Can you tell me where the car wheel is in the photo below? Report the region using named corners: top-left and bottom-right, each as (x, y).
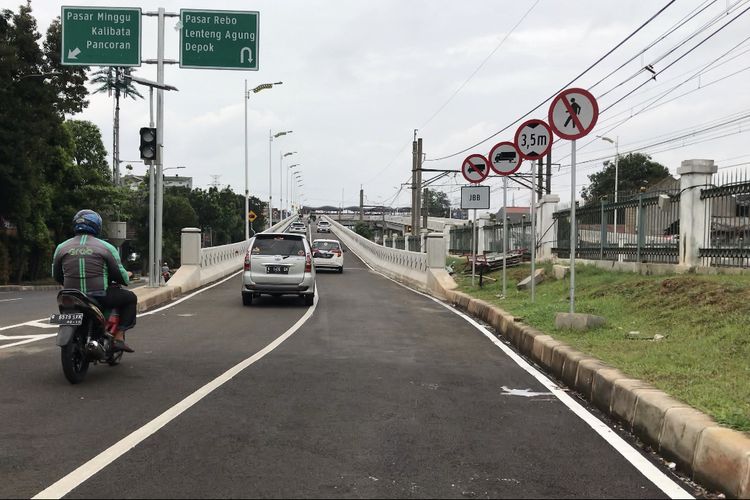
top-left (303, 294), bottom-right (314, 306)
top-left (338, 266), bottom-right (344, 274)
top-left (242, 293), bottom-right (253, 306)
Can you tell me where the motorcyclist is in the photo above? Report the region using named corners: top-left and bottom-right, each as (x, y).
top-left (161, 262), bottom-right (170, 282)
top-left (52, 210), bottom-right (137, 353)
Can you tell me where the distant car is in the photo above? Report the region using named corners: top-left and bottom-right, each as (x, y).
top-left (311, 239), bottom-right (344, 273)
top-left (289, 222), bottom-right (307, 234)
top-left (316, 220), bottom-right (331, 233)
top-left (242, 233), bottom-right (315, 306)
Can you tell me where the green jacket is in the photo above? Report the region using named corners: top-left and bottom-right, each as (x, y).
top-left (52, 234), bottom-right (129, 295)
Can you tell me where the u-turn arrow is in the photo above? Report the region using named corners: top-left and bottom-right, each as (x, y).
top-left (240, 47), bottom-right (253, 64)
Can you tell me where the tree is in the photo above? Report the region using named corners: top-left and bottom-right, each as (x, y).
top-left (580, 152), bottom-right (671, 205)
top-left (425, 189), bottom-right (451, 217)
top-left (354, 222), bottom-right (373, 240)
top-left (90, 66), bottom-right (143, 184)
top-left (42, 17), bottom-right (89, 115)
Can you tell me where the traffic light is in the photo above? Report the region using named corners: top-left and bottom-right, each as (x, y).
top-left (405, 225), bottom-right (412, 233)
top-left (139, 127), bottom-right (157, 162)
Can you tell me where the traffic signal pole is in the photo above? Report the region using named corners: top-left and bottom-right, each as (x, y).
top-left (155, 7), bottom-right (165, 285)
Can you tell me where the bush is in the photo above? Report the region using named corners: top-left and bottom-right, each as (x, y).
top-left (354, 222), bottom-right (373, 240)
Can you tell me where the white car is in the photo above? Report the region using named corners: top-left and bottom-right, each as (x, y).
top-left (316, 220), bottom-right (331, 233)
top-left (311, 239), bottom-right (344, 273)
top-left (288, 222), bottom-right (306, 235)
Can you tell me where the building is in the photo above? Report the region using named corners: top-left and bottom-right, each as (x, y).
top-left (496, 206), bottom-right (530, 224)
top-left (121, 174), bottom-right (193, 191)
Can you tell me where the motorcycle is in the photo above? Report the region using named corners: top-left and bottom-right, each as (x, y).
top-left (50, 288), bottom-right (125, 384)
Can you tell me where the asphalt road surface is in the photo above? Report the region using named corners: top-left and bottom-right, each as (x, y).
top-left (0, 230), bottom-right (692, 499)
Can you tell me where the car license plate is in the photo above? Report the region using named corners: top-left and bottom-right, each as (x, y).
top-left (266, 265), bottom-right (289, 274)
top-left (49, 313), bottom-right (84, 326)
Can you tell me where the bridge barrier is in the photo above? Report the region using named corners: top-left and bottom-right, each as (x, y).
top-left (324, 216), bottom-right (457, 299)
top-left (135, 215), bottom-right (297, 311)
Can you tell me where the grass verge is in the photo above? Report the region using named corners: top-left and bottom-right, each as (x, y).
top-left (453, 260), bottom-right (750, 433)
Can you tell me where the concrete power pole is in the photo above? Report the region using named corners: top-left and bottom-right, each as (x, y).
top-left (359, 186), bottom-right (364, 222)
top-left (411, 135), bottom-right (418, 234)
top-left (414, 137), bottom-right (423, 236)
top-left (422, 187), bottom-right (428, 231)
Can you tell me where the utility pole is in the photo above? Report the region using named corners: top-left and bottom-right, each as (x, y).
top-left (422, 187), bottom-right (428, 230)
top-left (359, 186), bottom-right (364, 222)
top-left (415, 137), bottom-right (423, 236)
top-left (411, 132), bottom-right (418, 235)
top-left (546, 151), bottom-right (552, 194)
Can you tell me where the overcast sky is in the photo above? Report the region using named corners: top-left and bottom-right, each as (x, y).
top-left (15, 0), bottom-right (750, 214)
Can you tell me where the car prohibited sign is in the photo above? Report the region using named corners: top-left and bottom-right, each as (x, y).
top-left (461, 154), bottom-right (490, 184)
top-left (548, 87), bottom-right (599, 140)
top-left (514, 119), bottom-right (553, 161)
top-left (488, 141), bottom-right (522, 176)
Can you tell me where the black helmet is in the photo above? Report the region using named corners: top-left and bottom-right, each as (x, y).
top-left (72, 209), bottom-right (102, 236)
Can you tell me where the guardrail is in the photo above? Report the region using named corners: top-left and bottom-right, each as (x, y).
top-left (323, 215), bottom-right (429, 290)
top-left (198, 215), bottom-right (297, 270)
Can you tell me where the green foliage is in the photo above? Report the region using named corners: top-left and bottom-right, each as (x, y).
top-left (425, 189), bottom-right (451, 217)
top-left (354, 222), bottom-right (373, 239)
top-left (581, 152), bottom-right (671, 205)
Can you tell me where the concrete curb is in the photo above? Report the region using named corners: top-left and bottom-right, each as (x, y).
top-left (0, 285), bottom-right (62, 291)
top-left (443, 289), bottom-right (750, 498)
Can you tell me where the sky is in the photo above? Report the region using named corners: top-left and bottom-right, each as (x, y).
top-left (11, 0), bottom-right (750, 215)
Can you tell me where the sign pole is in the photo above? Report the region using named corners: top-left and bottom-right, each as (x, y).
top-left (155, 7), bottom-right (165, 286)
top-left (147, 86), bottom-right (156, 287)
top-left (502, 176), bottom-right (508, 297)
top-left (472, 208), bottom-right (477, 286)
top-left (530, 162), bottom-right (536, 302)
top-left (570, 139), bottom-right (577, 313)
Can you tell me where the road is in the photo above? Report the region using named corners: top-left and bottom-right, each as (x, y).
top-left (0, 229), bottom-right (692, 498)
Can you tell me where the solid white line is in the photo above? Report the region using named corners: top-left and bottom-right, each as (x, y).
top-left (0, 298), bottom-right (22, 302)
top-left (33, 285), bottom-right (318, 500)
top-left (341, 239), bottom-right (692, 500)
top-left (139, 270), bottom-right (242, 316)
top-left (0, 334), bottom-right (56, 350)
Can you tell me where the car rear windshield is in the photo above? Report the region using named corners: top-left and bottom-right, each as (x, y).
top-left (252, 235), bottom-right (305, 256)
top-left (318, 221), bottom-right (330, 225)
top-left (313, 241), bottom-right (340, 251)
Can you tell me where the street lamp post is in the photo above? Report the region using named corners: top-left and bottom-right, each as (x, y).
top-left (269, 130), bottom-right (293, 228)
top-left (245, 80), bottom-right (282, 240)
top-left (281, 151), bottom-right (297, 219)
top-left (600, 136), bottom-right (619, 244)
top-left (287, 164), bottom-right (300, 215)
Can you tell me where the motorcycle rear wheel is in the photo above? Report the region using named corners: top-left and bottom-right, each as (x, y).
top-left (61, 328), bottom-right (89, 384)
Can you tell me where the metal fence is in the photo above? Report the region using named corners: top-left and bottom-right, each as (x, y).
top-left (449, 221), bottom-right (533, 254)
top-left (699, 170), bottom-right (750, 268)
top-left (553, 189), bottom-right (680, 264)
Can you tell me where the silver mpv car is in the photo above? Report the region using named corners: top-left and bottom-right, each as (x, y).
top-left (242, 233), bottom-right (316, 306)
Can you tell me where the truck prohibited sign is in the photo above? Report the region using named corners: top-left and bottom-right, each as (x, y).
top-left (461, 154), bottom-right (490, 184)
top-left (548, 88), bottom-right (599, 140)
top-left (514, 119), bottom-right (553, 161)
top-left (488, 141), bottom-right (522, 176)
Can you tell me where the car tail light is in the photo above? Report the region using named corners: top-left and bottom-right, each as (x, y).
top-left (305, 253), bottom-right (312, 273)
top-left (244, 252), bottom-right (251, 271)
top-left (332, 249), bottom-right (341, 257)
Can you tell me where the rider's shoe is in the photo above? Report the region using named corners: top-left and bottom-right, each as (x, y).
top-left (113, 340), bottom-right (134, 353)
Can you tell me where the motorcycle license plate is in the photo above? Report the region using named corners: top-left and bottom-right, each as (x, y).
top-left (266, 265), bottom-right (289, 274)
top-left (49, 313), bottom-right (84, 326)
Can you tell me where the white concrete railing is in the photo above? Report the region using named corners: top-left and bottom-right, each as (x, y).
top-left (384, 215), bottom-right (471, 231)
top-left (323, 215), bottom-right (430, 290)
top-left (198, 215), bottom-right (296, 269)
top-left (171, 215), bottom-right (298, 292)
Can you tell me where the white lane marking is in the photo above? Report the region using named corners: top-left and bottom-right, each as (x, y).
top-left (500, 386), bottom-right (552, 397)
top-left (33, 285), bottom-right (318, 500)
top-left (0, 298), bottom-right (22, 303)
top-left (0, 272), bottom-right (244, 347)
top-left (0, 334), bottom-right (56, 350)
top-left (341, 241), bottom-right (692, 500)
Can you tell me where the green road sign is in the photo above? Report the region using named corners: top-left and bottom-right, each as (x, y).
top-left (180, 9), bottom-right (259, 70)
top-left (61, 6), bottom-right (141, 66)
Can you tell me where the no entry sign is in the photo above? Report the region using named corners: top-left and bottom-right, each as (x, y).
top-left (514, 119), bottom-right (552, 161)
top-left (488, 141), bottom-right (521, 176)
top-left (461, 154), bottom-right (490, 184)
top-left (548, 88), bottom-right (599, 140)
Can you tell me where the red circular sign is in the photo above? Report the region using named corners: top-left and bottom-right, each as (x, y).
top-left (514, 119), bottom-right (553, 161)
top-left (488, 141), bottom-right (522, 176)
top-left (461, 154), bottom-right (490, 184)
top-left (548, 88), bottom-right (599, 140)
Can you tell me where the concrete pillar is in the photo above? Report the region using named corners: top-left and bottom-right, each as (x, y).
top-left (420, 229), bottom-right (428, 253)
top-left (538, 194), bottom-right (560, 261)
top-left (477, 218), bottom-right (489, 255)
top-left (443, 224), bottom-right (453, 258)
top-left (181, 227), bottom-right (202, 266)
top-left (678, 159), bottom-right (716, 268)
top-left (391, 234), bottom-right (397, 249)
top-left (426, 233), bottom-right (444, 269)
top-left (404, 234), bottom-right (411, 251)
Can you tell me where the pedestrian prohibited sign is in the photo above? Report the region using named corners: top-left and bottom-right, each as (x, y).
top-left (548, 88), bottom-right (599, 140)
top-left (488, 141), bottom-right (521, 176)
top-left (461, 154), bottom-right (490, 184)
top-left (514, 119), bottom-right (552, 161)
top-left (247, 210), bottom-right (257, 222)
